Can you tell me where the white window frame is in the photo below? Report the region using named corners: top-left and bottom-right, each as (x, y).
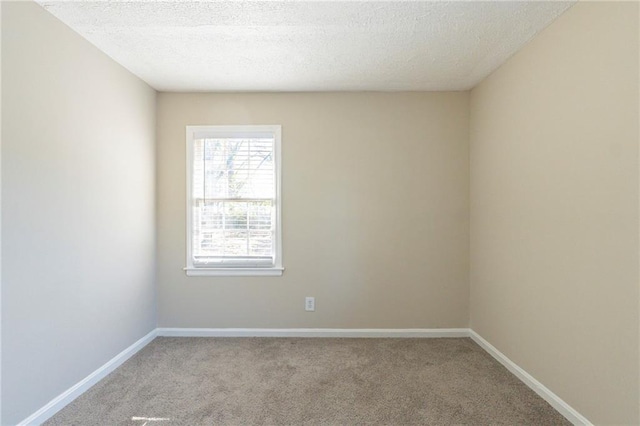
top-left (184, 125), bottom-right (283, 277)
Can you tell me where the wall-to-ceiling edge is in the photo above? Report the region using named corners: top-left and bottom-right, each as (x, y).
top-left (1, 2), bottom-right (157, 424)
top-left (2, 1), bottom-right (639, 425)
top-left (469, 2), bottom-right (639, 424)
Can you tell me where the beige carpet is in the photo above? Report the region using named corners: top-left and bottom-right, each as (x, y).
top-left (46, 337), bottom-right (570, 425)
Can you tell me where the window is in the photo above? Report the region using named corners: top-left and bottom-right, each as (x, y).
top-left (185, 125), bottom-right (283, 276)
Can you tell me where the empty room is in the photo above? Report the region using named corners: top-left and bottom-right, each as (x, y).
top-left (1, 0), bottom-right (639, 425)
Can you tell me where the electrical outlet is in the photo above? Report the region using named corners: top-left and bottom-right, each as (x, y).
top-left (305, 297), bottom-right (315, 312)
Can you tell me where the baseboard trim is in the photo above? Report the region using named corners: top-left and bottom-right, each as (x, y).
top-left (156, 327), bottom-right (470, 338)
top-left (17, 327), bottom-right (591, 426)
top-left (469, 330), bottom-right (592, 426)
top-left (17, 329), bottom-right (158, 426)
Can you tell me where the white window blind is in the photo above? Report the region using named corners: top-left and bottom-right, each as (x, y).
top-left (186, 125), bottom-right (282, 275)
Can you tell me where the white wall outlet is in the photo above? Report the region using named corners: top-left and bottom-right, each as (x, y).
top-left (305, 297), bottom-right (315, 312)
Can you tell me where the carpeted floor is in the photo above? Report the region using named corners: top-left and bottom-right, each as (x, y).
top-left (45, 337), bottom-right (570, 425)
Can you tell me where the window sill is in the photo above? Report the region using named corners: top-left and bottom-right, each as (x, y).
top-left (184, 267), bottom-right (284, 277)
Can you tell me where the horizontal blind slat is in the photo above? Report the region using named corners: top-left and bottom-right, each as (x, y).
top-left (192, 136), bottom-right (276, 262)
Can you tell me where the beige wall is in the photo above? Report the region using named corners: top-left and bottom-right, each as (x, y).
top-left (2, 2), bottom-right (157, 424)
top-left (157, 92), bottom-right (469, 329)
top-left (469, 2), bottom-right (639, 424)
top-left (4, 1), bottom-right (638, 424)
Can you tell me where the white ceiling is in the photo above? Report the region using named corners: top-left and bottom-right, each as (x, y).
top-left (38, 1), bottom-right (574, 92)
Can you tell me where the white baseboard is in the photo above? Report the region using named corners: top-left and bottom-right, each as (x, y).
top-left (17, 329), bottom-right (158, 426)
top-left (156, 327), bottom-right (470, 338)
top-left (17, 327), bottom-right (590, 426)
top-left (469, 330), bottom-right (592, 426)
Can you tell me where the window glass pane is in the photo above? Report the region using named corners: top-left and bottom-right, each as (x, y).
top-left (194, 137), bottom-right (274, 199)
top-left (248, 201), bottom-right (272, 230)
top-left (193, 199), bottom-right (273, 260)
top-left (190, 128), bottom-right (278, 268)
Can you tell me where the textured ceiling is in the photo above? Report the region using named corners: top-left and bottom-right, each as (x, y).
top-left (37, 1), bottom-right (574, 92)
